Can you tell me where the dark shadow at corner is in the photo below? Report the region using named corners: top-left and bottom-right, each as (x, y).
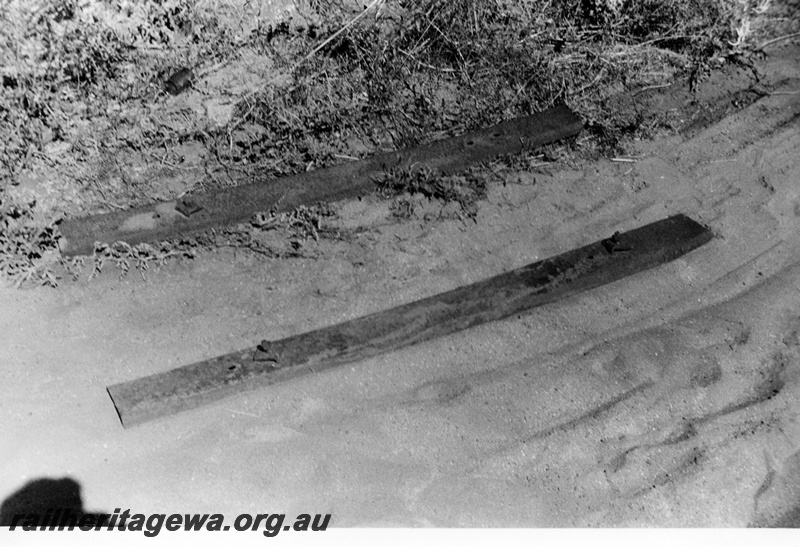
top-left (0, 476), bottom-right (109, 528)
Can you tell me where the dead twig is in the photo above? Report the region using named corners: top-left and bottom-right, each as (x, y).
top-left (229, 0), bottom-right (384, 113)
top-left (758, 31), bottom-right (800, 51)
top-left (292, 0), bottom-right (385, 70)
top-left (575, 67), bottom-right (607, 95)
top-left (634, 82), bottom-right (673, 95)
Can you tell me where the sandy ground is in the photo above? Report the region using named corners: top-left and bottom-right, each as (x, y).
top-left (2, 39), bottom-right (800, 529)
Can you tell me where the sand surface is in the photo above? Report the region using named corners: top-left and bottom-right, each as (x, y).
top-left (2, 44), bottom-right (800, 529)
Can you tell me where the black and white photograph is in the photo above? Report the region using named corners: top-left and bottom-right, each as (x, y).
top-left (1, 0), bottom-right (799, 542)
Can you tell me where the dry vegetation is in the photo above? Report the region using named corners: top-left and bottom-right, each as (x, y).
top-left (0, 0), bottom-right (792, 287)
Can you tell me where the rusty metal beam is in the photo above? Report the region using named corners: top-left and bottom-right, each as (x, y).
top-left (107, 214), bottom-right (713, 427)
top-left (59, 104), bottom-right (583, 257)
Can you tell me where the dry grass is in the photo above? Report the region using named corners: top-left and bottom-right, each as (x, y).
top-left (0, 0), bottom-right (778, 287)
